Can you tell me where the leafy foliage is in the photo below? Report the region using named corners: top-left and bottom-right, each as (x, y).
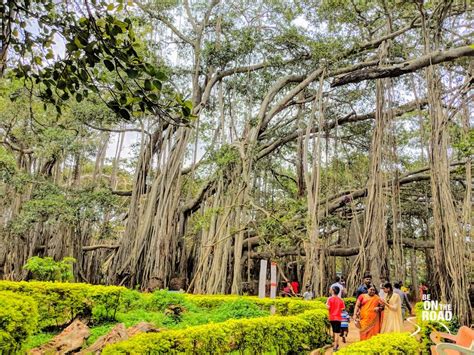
top-left (23, 256), bottom-right (76, 282)
top-left (0, 281), bottom-right (129, 329)
top-left (0, 291), bottom-right (38, 353)
top-left (146, 289), bottom-right (195, 312)
top-left (6, 1), bottom-right (192, 123)
top-left (10, 184), bottom-right (121, 236)
top-left (0, 281), bottom-right (332, 353)
top-left (0, 146), bottom-right (17, 182)
top-left (210, 298), bottom-right (267, 322)
top-left (103, 309), bottom-right (330, 354)
top-left (337, 332), bottom-right (421, 354)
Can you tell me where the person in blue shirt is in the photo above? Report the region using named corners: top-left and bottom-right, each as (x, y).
top-left (340, 309), bottom-right (350, 342)
top-left (355, 275), bottom-right (372, 298)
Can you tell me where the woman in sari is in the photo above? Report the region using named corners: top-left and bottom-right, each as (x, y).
top-left (353, 285), bottom-right (383, 340)
top-left (380, 282), bottom-right (403, 333)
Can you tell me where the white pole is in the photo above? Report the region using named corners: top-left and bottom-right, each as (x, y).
top-left (270, 261), bottom-right (277, 299)
top-left (270, 261), bottom-right (277, 314)
top-left (258, 259), bottom-right (268, 298)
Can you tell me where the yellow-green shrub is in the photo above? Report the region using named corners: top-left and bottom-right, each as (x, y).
top-left (0, 291), bottom-right (38, 353)
top-left (103, 309), bottom-right (331, 354)
top-left (0, 281), bottom-right (130, 329)
top-left (184, 294), bottom-right (327, 315)
top-left (337, 333), bottom-right (421, 354)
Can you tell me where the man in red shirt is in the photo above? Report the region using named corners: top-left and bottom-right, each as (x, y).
top-left (291, 280), bottom-right (299, 295)
top-left (326, 285), bottom-right (345, 352)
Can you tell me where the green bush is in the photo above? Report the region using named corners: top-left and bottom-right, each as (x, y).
top-left (211, 298), bottom-right (267, 322)
top-left (0, 281), bottom-right (129, 329)
top-left (0, 280), bottom-right (332, 352)
top-left (23, 256), bottom-right (75, 282)
top-left (337, 333), bottom-right (421, 354)
top-left (0, 291), bottom-right (38, 353)
top-left (146, 290), bottom-right (194, 312)
top-left (102, 309), bottom-right (331, 354)
top-left (184, 294), bottom-right (327, 315)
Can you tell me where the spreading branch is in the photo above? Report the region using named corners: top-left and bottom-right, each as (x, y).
top-left (257, 99), bottom-right (427, 159)
top-left (248, 237), bottom-right (435, 259)
top-left (82, 245), bottom-right (119, 252)
top-left (331, 45), bottom-right (474, 87)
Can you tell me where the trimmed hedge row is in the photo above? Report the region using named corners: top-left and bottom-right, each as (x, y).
top-left (0, 291), bottom-right (38, 353)
top-left (103, 309), bottom-right (331, 354)
top-left (0, 281), bottom-right (332, 330)
top-left (0, 281), bottom-right (334, 353)
top-left (337, 333), bottom-right (421, 354)
top-left (0, 281), bottom-right (134, 329)
top-left (184, 294), bottom-right (328, 314)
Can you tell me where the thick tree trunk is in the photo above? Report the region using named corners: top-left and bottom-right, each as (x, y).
top-left (423, 17), bottom-right (472, 323)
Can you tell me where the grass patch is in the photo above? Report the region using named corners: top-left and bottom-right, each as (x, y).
top-left (115, 309), bottom-right (167, 328)
top-left (24, 331), bottom-right (57, 350)
top-left (85, 322), bottom-right (116, 346)
top-left (24, 292), bottom-right (273, 349)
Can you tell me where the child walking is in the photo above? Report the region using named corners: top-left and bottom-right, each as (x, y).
top-left (326, 285), bottom-right (345, 352)
top-left (341, 309), bottom-right (350, 343)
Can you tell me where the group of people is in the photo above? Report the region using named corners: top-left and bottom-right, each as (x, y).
top-left (326, 274), bottom-right (413, 352)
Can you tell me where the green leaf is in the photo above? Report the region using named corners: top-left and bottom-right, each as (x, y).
top-left (148, 93), bottom-right (159, 101)
top-left (65, 42), bottom-right (78, 52)
top-left (126, 69), bottom-right (138, 79)
top-left (154, 71), bottom-right (167, 81)
top-left (96, 18), bottom-right (106, 28)
top-left (103, 59), bottom-right (115, 71)
top-left (181, 106), bottom-right (191, 116)
top-left (144, 79), bottom-right (153, 91)
top-left (184, 100), bottom-right (193, 110)
top-left (119, 94), bottom-right (127, 105)
top-left (79, 69), bottom-right (88, 81)
top-left (57, 80), bottom-right (67, 90)
top-left (152, 80), bottom-right (162, 90)
top-left (74, 36), bottom-right (85, 49)
top-left (79, 17), bottom-right (89, 26)
top-left (119, 108), bottom-right (131, 120)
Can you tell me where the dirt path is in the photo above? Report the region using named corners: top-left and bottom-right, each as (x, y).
top-left (311, 317), bottom-right (417, 354)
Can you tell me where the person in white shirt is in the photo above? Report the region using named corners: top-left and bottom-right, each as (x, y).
top-left (303, 284), bottom-right (314, 300)
top-left (330, 276), bottom-right (345, 297)
top-left (379, 276), bottom-right (387, 299)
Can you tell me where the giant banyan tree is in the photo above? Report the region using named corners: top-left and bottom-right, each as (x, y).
top-left (0, 1), bottom-right (472, 324)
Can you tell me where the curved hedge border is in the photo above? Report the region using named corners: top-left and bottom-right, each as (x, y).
top-left (184, 294), bottom-right (328, 315)
top-left (0, 281), bottom-right (335, 353)
top-left (0, 281), bottom-right (132, 329)
top-left (337, 333), bottom-right (421, 354)
top-left (0, 291), bottom-right (38, 353)
top-left (103, 309), bottom-right (330, 354)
